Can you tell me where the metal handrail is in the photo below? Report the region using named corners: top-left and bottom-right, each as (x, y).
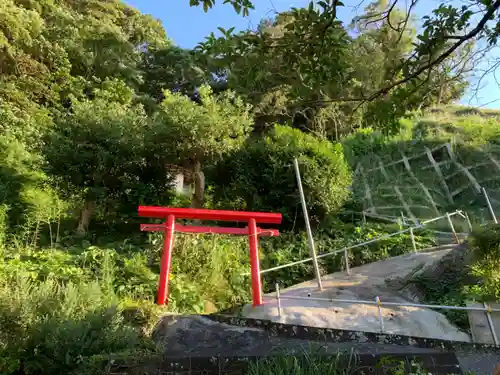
top-left (243, 210), bottom-right (464, 276)
top-left (265, 288), bottom-right (500, 346)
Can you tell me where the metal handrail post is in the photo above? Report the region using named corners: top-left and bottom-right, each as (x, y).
top-left (293, 158), bottom-right (323, 291)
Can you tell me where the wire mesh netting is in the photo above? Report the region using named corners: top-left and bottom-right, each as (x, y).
top-left (353, 141), bottom-right (500, 224)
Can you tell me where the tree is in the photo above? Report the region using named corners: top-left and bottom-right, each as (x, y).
top-left (0, 0), bottom-right (168, 115)
top-left (210, 125), bottom-right (352, 227)
top-left (192, 0), bottom-right (500, 112)
top-left (42, 82), bottom-right (150, 234)
top-left (139, 46), bottom-right (211, 103)
top-left (189, 0), bottom-right (254, 15)
top-left (149, 85), bottom-right (253, 208)
top-left (197, 8), bottom-right (354, 136)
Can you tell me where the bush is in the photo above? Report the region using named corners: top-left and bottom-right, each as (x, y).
top-left (0, 274), bottom-right (156, 375)
top-left (210, 125), bottom-right (352, 228)
top-left (259, 224), bottom-right (436, 291)
top-left (468, 224), bottom-right (500, 301)
top-left (470, 223), bottom-right (500, 259)
top-left (342, 127), bottom-right (388, 165)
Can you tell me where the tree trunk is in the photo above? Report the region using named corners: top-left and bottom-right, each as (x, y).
top-left (437, 84), bottom-right (443, 106)
top-left (191, 161), bottom-right (205, 209)
top-left (437, 77), bottom-right (445, 106)
top-left (76, 199), bottom-right (95, 235)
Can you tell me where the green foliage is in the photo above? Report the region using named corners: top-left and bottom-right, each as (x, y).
top-left (248, 350), bottom-right (439, 375)
top-left (189, 0), bottom-right (254, 15)
top-left (211, 125), bottom-right (352, 227)
top-left (195, 0), bottom-right (475, 136)
top-left (409, 223), bottom-right (500, 329)
top-left (0, 135), bottom-right (44, 205)
top-left (342, 128), bottom-right (388, 165)
top-left (0, 205), bottom-right (7, 248)
top-left (248, 350), bottom-right (354, 375)
top-left (469, 224), bottom-right (500, 300)
top-left (151, 85), bottom-right (253, 166)
top-left (0, 233), bottom-right (251, 373)
top-left (412, 267), bottom-right (470, 330)
top-left (341, 111), bottom-right (500, 223)
top-left (260, 223), bottom-right (436, 290)
top-left (140, 46), bottom-right (212, 102)
top-left (0, 272), bottom-right (157, 375)
top-left (159, 233), bottom-right (251, 311)
top-left (44, 95), bottom-right (149, 202)
top-left (471, 223), bottom-right (500, 259)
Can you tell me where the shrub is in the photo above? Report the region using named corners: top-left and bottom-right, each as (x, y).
top-left (342, 127), bottom-right (388, 165)
top-left (470, 223), bottom-right (500, 259)
top-left (166, 234), bottom-right (251, 311)
top-left (259, 224), bottom-right (436, 291)
top-left (467, 224), bottom-right (500, 301)
top-left (0, 274), bottom-right (156, 375)
top-left (210, 125), bottom-right (352, 228)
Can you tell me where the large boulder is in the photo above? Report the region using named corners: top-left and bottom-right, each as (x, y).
top-left (152, 315), bottom-right (273, 357)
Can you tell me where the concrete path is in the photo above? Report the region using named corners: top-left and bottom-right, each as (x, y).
top-left (242, 250), bottom-right (472, 342)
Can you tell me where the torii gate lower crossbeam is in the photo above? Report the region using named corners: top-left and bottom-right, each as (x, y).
top-left (138, 206), bottom-right (282, 307)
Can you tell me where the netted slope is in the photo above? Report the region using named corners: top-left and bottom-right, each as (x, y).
top-left (352, 139), bottom-right (500, 224)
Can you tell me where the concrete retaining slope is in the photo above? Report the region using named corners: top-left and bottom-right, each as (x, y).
top-left (139, 315), bottom-right (499, 375)
top-left (242, 250), bottom-right (471, 342)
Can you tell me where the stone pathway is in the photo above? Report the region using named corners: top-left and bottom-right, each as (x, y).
top-left (242, 250), bottom-right (471, 341)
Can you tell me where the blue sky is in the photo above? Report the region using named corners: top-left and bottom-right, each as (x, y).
top-left (126, 0), bottom-right (500, 108)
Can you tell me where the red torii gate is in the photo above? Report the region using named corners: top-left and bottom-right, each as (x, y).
top-left (138, 206), bottom-right (282, 307)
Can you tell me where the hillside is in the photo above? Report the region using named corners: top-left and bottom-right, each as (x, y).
top-left (345, 106), bottom-right (500, 224)
top-left (3, 0), bottom-right (500, 373)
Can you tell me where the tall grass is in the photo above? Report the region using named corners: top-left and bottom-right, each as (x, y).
top-left (248, 349), bottom-right (359, 375)
top-left (0, 272), bottom-right (158, 374)
top-left (0, 230), bottom-right (254, 374)
top-left (247, 349), bottom-right (440, 375)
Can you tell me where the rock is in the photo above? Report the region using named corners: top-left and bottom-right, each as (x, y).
top-left (203, 300), bottom-right (218, 314)
top-left (152, 315), bottom-right (273, 357)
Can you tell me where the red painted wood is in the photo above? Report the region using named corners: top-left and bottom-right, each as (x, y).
top-left (138, 206), bottom-right (282, 224)
top-left (248, 218), bottom-right (263, 306)
top-left (140, 223), bottom-right (279, 237)
top-left (157, 215), bottom-right (175, 306)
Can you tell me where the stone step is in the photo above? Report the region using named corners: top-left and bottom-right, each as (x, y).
top-left (467, 302), bottom-right (500, 345)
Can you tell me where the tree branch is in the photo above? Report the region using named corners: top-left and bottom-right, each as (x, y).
top-left (361, 0), bottom-right (500, 103)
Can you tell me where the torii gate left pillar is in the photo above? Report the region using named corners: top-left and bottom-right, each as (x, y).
top-left (138, 206), bottom-right (282, 307)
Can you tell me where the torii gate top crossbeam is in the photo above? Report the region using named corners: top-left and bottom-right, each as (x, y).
top-left (138, 206), bottom-right (282, 224)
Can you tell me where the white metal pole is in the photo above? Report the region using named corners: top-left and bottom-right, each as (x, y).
top-left (376, 296), bottom-right (384, 332)
top-left (344, 248), bottom-right (351, 275)
top-left (244, 211), bottom-right (462, 276)
top-left (482, 186), bottom-right (498, 224)
top-left (446, 212), bottom-right (459, 243)
top-left (272, 294), bottom-right (500, 312)
top-left (275, 283), bottom-right (282, 319)
top-left (484, 302), bottom-right (499, 346)
top-left (409, 227), bottom-right (417, 252)
top-left (293, 158), bottom-right (323, 291)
